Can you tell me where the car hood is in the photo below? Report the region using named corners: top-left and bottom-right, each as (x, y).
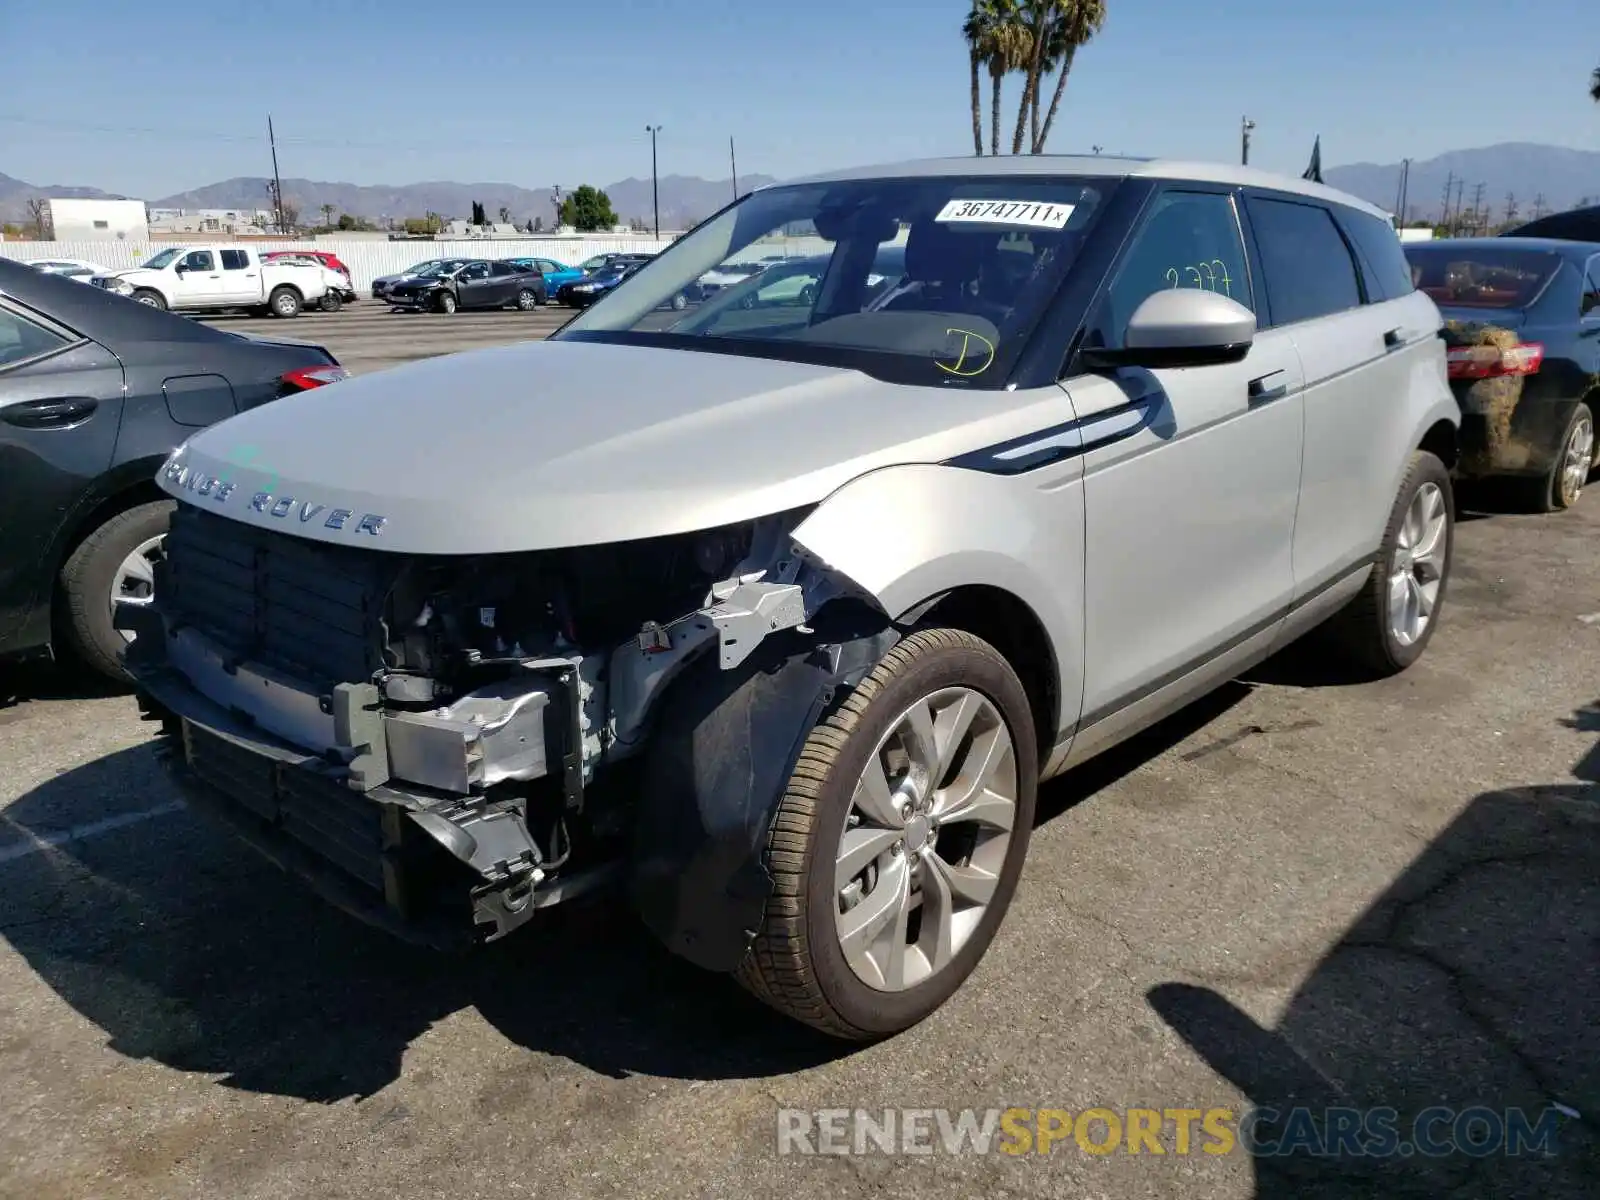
top-left (158, 338), bottom-right (1032, 555)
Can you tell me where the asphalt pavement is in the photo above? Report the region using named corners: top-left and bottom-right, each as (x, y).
top-left (0, 308), bottom-right (1596, 1198)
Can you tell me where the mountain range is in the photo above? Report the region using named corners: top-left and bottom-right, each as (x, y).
top-left (4, 142), bottom-right (1598, 228)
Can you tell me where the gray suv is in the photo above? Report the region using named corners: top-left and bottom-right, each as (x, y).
top-left (124, 156), bottom-right (1460, 1040)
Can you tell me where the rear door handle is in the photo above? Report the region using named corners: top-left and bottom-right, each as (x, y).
top-left (1, 396), bottom-right (99, 429)
top-left (1248, 370), bottom-right (1288, 405)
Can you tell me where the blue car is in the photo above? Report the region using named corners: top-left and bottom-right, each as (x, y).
top-left (555, 262), bottom-right (642, 308)
top-left (504, 257), bottom-right (586, 296)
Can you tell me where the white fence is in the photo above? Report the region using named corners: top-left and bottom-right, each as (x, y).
top-left (2, 237), bottom-right (679, 294)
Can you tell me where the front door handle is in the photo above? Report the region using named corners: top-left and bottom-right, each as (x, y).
top-left (1384, 327), bottom-right (1410, 352)
top-left (1, 396), bottom-right (100, 429)
top-left (1248, 370), bottom-right (1288, 406)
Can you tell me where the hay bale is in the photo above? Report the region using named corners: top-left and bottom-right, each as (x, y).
top-left (1445, 321), bottom-right (1528, 473)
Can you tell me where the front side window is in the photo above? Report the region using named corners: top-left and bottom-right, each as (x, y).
top-left (1247, 197), bottom-right (1362, 324)
top-left (556, 175), bottom-right (1113, 388)
top-left (182, 251), bottom-right (215, 271)
top-left (1087, 190), bottom-right (1252, 352)
top-left (460, 262), bottom-right (490, 280)
top-left (0, 306), bottom-right (71, 369)
top-left (1583, 260), bottom-right (1600, 316)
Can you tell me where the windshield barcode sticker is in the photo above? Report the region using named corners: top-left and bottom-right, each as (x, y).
top-left (934, 199), bottom-right (1075, 229)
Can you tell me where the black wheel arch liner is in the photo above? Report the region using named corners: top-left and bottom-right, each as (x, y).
top-left (628, 601), bottom-right (907, 973)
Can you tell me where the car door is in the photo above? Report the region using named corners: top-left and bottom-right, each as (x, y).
top-left (0, 300), bottom-right (126, 645)
top-left (1584, 257), bottom-right (1600, 371)
top-left (455, 261), bottom-right (494, 308)
top-left (172, 249), bottom-right (223, 305)
top-left (488, 260), bottom-right (522, 303)
top-left (1069, 186), bottom-right (1306, 733)
top-left (1245, 193), bottom-right (1416, 594)
top-left (216, 248), bottom-right (263, 304)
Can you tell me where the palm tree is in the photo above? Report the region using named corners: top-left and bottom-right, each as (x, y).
top-left (1010, 2), bottom-right (1053, 155)
top-left (962, 3), bottom-right (991, 155)
top-left (1033, 0), bottom-right (1107, 153)
top-left (984, 2), bottom-right (1032, 154)
top-left (319, 202), bottom-right (336, 227)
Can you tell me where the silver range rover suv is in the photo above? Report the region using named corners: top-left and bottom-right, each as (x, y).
top-left (124, 156), bottom-right (1460, 1040)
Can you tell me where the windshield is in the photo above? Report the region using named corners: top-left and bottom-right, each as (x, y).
top-left (406, 260), bottom-right (442, 275)
top-left (1404, 246), bottom-right (1561, 310)
top-left (417, 260), bottom-right (467, 277)
top-left (554, 175), bottom-right (1111, 387)
top-left (141, 248), bottom-right (181, 269)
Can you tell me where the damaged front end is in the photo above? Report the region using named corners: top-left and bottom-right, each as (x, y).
top-left (122, 501), bottom-right (888, 957)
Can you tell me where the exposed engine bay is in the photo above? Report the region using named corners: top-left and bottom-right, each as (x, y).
top-left (123, 501), bottom-right (874, 949)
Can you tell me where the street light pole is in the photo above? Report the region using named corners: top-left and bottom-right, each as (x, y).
top-left (1241, 117), bottom-right (1255, 167)
top-left (645, 124), bottom-right (662, 237)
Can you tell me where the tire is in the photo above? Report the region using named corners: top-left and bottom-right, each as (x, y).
top-left (736, 628), bottom-right (1038, 1040)
top-left (437, 291), bottom-right (458, 314)
top-left (515, 288), bottom-right (539, 311)
top-left (317, 291), bottom-right (342, 313)
top-left (671, 292), bottom-right (687, 311)
top-left (268, 286), bottom-right (302, 318)
top-left (1321, 450), bottom-right (1454, 677)
top-left (132, 289), bottom-right (167, 310)
top-left (57, 500), bottom-right (176, 684)
top-left (1533, 401), bottom-right (1593, 513)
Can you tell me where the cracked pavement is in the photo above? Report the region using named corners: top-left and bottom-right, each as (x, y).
top-left (0, 313), bottom-right (1595, 1197)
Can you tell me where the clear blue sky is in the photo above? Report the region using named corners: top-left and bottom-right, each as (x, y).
top-left (4, 0), bottom-right (1596, 198)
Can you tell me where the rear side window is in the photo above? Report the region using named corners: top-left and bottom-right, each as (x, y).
top-left (1584, 260), bottom-right (1600, 316)
top-left (0, 306), bottom-right (71, 369)
top-left (220, 250), bottom-right (249, 270)
top-left (1247, 197), bottom-right (1362, 324)
top-left (1403, 247), bottom-right (1561, 310)
top-left (1339, 209), bottom-right (1415, 302)
top-left (489, 261), bottom-right (517, 277)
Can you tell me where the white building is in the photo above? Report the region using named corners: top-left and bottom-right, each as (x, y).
top-left (44, 198), bottom-right (149, 241)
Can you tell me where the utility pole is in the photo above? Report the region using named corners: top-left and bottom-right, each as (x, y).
top-left (1441, 171), bottom-right (1456, 226)
top-left (1532, 192), bottom-right (1548, 220)
top-left (1470, 182), bottom-right (1486, 234)
top-left (644, 124), bottom-right (662, 238)
top-left (552, 184), bottom-right (562, 227)
top-left (267, 114), bottom-right (285, 234)
top-left (1453, 179), bottom-right (1465, 229)
top-left (729, 136), bottom-right (738, 202)
top-left (1395, 158), bottom-right (1411, 228)
top-left (1240, 117), bottom-right (1255, 166)
top-left (1504, 192), bottom-right (1519, 227)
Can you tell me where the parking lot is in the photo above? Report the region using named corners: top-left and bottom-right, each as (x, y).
top-left (1, 309), bottom-right (1597, 1200)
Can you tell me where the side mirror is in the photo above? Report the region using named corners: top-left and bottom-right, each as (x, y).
top-left (174, 263), bottom-right (188, 274)
top-left (1082, 289), bottom-right (1256, 370)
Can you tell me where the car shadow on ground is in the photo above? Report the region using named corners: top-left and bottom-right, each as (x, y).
top-left (0, 661), bottom-right (131, 710)
top-left (1147, 699), bottom-right (1600, 1198)
top-left (0, 670), bottom-right (1260, 1104)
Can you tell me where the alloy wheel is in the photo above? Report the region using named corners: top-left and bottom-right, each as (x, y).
top-left (1387, 481), bottom-right (1448, 647)
top-left (112, 535), bottom-right (165, 643)
top-left (834, 686), bottom-right (1017, 992)
top-left (1559, 412), bottom-right (1594, 508)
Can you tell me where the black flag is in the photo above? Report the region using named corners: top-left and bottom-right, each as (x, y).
top-left (1302, 136), bottom-right (1323, 184)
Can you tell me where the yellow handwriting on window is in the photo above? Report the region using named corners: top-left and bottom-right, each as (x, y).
top-left (1163, 260), bottom-right (1234, 298)
top-left (937, 327), bottom-right (997, 377)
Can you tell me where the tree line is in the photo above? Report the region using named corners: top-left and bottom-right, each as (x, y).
top-left (964, 1), bottom-right (1107, 156)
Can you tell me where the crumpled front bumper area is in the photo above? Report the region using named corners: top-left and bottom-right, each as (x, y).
top-left (122, 604), bottom-right (610, 951)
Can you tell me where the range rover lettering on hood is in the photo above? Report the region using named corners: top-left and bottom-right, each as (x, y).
top-left (162, 459), bottom-right (388, 536)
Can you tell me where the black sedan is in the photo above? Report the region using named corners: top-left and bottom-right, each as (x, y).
top-left (1405, 237), bottom-right (1600, 510)
top-left (385, 259), bottom-right (547, 313)
top-left (0, 257), bottom-right (349, 682)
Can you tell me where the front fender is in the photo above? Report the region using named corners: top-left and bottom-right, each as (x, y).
top-left (791, 462), bottom-right (1085, 732)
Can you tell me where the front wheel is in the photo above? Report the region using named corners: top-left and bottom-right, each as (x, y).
top-left (57, 500), bottom-right (176, 684)
top-left (268, 286), bottom-right (302, 318)
top-left (436, 291), bottom-right (458, 314)
top-left (736, 628), bottom-right (1038, 1041)
top-left (132, 289), bottom-right (167, 310)
top-left (1321, 450), bottom-right (1454, 677)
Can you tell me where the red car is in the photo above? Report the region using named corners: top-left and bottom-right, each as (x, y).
top-left (261, 250), bottom-right (358, 304)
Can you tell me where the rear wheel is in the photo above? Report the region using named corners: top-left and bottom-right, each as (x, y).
top-left (317, 290), bottom-right (342, 313)
top-left (268, 286), bottom-right (302, 318)
top-left (1535, 402), bottom-right (1594, 512)
top-left (515, 288), bottom-right (539, 311)
top-left (58, 500), bottom-right (176, 684)
top-left (132, 289), bottom-right (166, 310)
top-left (1321, 450), bottom-right (1454, 677)
top-left (736, 628), bottom-right (1038, 1040)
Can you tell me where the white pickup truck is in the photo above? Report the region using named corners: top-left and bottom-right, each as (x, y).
top-left (97, 245), bottom-right (330, 318)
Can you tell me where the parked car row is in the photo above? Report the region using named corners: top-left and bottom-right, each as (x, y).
top-left (5, 155), bottom-right (1596, 1052)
